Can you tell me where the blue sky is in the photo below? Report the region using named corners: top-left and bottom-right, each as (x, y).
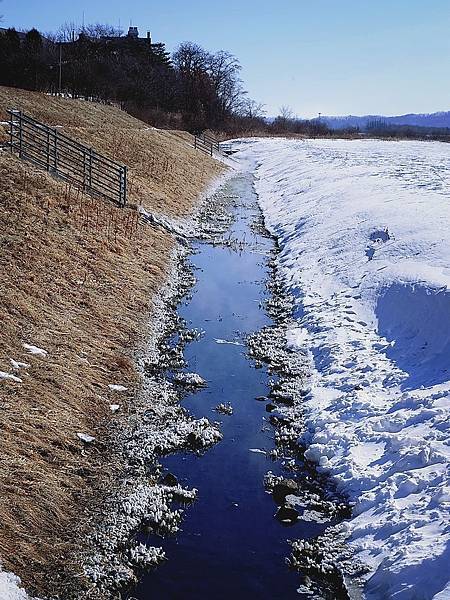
top-left (2, 0), bottom-right (449, 117)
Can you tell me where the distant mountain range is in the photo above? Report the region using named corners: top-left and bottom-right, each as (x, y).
top-left (320, 111), bottom-right (450, 130)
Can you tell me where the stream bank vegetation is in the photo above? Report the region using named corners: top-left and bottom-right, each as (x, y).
top-left (0, 85), bottom-right (226, 598)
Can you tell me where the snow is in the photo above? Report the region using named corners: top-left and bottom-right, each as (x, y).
top-left (10, 359), bottom-right (30, 370)
top-left (235, 137), bottom-right (450, 598)
top-left (77, 433), bottom-right (96, 443)
top-left (108, 384), bottom-right (128, 392)
top-left (215, 402), bottom-right (234, 415)
top-left (0, 371), bottom-right (22, 383)
top-left (173, 372), bottom-right (207, 387)
top-left (22, 343), bottom-right (47, 356)
top-left (0, 567), bottom-right (32, 599)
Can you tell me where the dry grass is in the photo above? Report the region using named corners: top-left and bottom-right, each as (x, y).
top-left (0, 86), bottom-right (225, 218)
top-left (0, 87), bottom-right (226, 597)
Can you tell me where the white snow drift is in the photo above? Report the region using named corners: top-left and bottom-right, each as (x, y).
top-left (235, 137), bottom-right (450, 599)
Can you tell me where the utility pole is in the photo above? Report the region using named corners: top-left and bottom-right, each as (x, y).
top-left (58, 43), bottom-right (62, 95)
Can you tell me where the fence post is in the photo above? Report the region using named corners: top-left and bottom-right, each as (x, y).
top-left (88, 148), bottom-right (93, 189)
top-left (121, 166), bottom-right (127, 207)
top-left (8, 111), bottom-right (13, 154)
top-left (18, 111), bottom-right (23, 158)
top-left (46, 129), bottom-right (50, 171)
top-left (53, 129), bottom-right (58, 171)
top-left (82, 149), bottom-right (85, 189)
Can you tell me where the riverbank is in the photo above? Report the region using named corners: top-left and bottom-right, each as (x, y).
top-left (0, 87), bottom-right (226, 598)
top-left (232, 137), bottom-right (450, 599)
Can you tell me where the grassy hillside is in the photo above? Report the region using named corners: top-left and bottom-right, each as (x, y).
top-left (0, 87), bottom-right (223, 217)
top-left (0, 86), bottom-right (225, 597)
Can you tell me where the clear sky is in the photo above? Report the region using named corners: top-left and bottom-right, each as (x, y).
top-left (2, 0), bottom-right (449, 118)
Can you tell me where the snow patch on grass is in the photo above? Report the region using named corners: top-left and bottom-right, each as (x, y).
top-left (77, 433), bottom-right (96, 443)
top-left (22, 343), bottom-right (47, 356)
top-left (0, 371), bottom-right (22, 383)
top-left (108, 384), bottom-right (128, 392)
top-left (9, 359), bottom-right (30, 370)
top-left (0, 567), bottom-right (34, 599)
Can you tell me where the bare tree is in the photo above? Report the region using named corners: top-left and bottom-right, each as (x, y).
top-left (240, 98), bottom-right (266, 119)
top-left (54, 21), bottom-right (122, 42)
top-left (172, 42), bottom-right (212, 127)
top-left (279, 105), bottom-right (295, 120)
top-left (173, 42), bottom-right (209, 77)
top-left (208, 50), bottom-right (244, 116)
top-left (81, 23), bottom-right (123, 38)
top-left (172, 42), bottom-right (247, 128)
top-left (54, 21), bottom-right (78, 42)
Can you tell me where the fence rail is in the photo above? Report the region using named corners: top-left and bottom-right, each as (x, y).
top-left (7, 109), bottom-right (127, 207)
top-left (193, 132), bottom-right (222, 157)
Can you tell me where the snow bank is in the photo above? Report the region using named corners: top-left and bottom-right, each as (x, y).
top-left (236, 138), bottom-right (450, 598)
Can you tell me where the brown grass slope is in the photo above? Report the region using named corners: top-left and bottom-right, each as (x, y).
top-left (0, 86), bottom-right (225, 597)
top-left (0, 86), bottom-right (224, 217)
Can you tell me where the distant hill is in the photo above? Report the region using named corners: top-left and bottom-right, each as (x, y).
top-left (321, 111), bottom-right (450, 130)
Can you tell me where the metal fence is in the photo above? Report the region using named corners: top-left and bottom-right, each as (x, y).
top-left (193, 132), bottom-right (221, 157)
top-left (8, 109), bottom-right (127, 207)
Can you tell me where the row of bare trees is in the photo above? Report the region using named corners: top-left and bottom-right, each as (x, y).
top-left (0, 23), bottom-right (265, 132)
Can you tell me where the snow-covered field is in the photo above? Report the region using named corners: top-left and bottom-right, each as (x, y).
top-left (235, 138), bottom-right (450, 599)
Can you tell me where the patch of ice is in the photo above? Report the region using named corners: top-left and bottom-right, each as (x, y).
top-left (174, 372), bottom-right (206, 387)
top-left (128, 543), bottom-right (165, 568)
top-left (215, 402), bottom-right (233, 415)
top-left (214, 338), bottom-right (244, 346)
top-left (110, 404), bottom-right (120, 413)
top-left (249, 448), bottom-right (266, 454)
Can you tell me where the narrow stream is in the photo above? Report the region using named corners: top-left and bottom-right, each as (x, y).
top-left (129, 175), bottom-right (334, 599)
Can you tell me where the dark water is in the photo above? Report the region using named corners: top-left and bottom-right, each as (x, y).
top-left (129, 175), bottom-right (331, 599)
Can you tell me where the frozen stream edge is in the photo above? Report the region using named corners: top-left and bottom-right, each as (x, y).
top-left (247, 243), bottom-right (366, 598)
top-left (76, 173), bottom-right (238, 599)
top-left (79, 168), bottom-right (365, 599)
